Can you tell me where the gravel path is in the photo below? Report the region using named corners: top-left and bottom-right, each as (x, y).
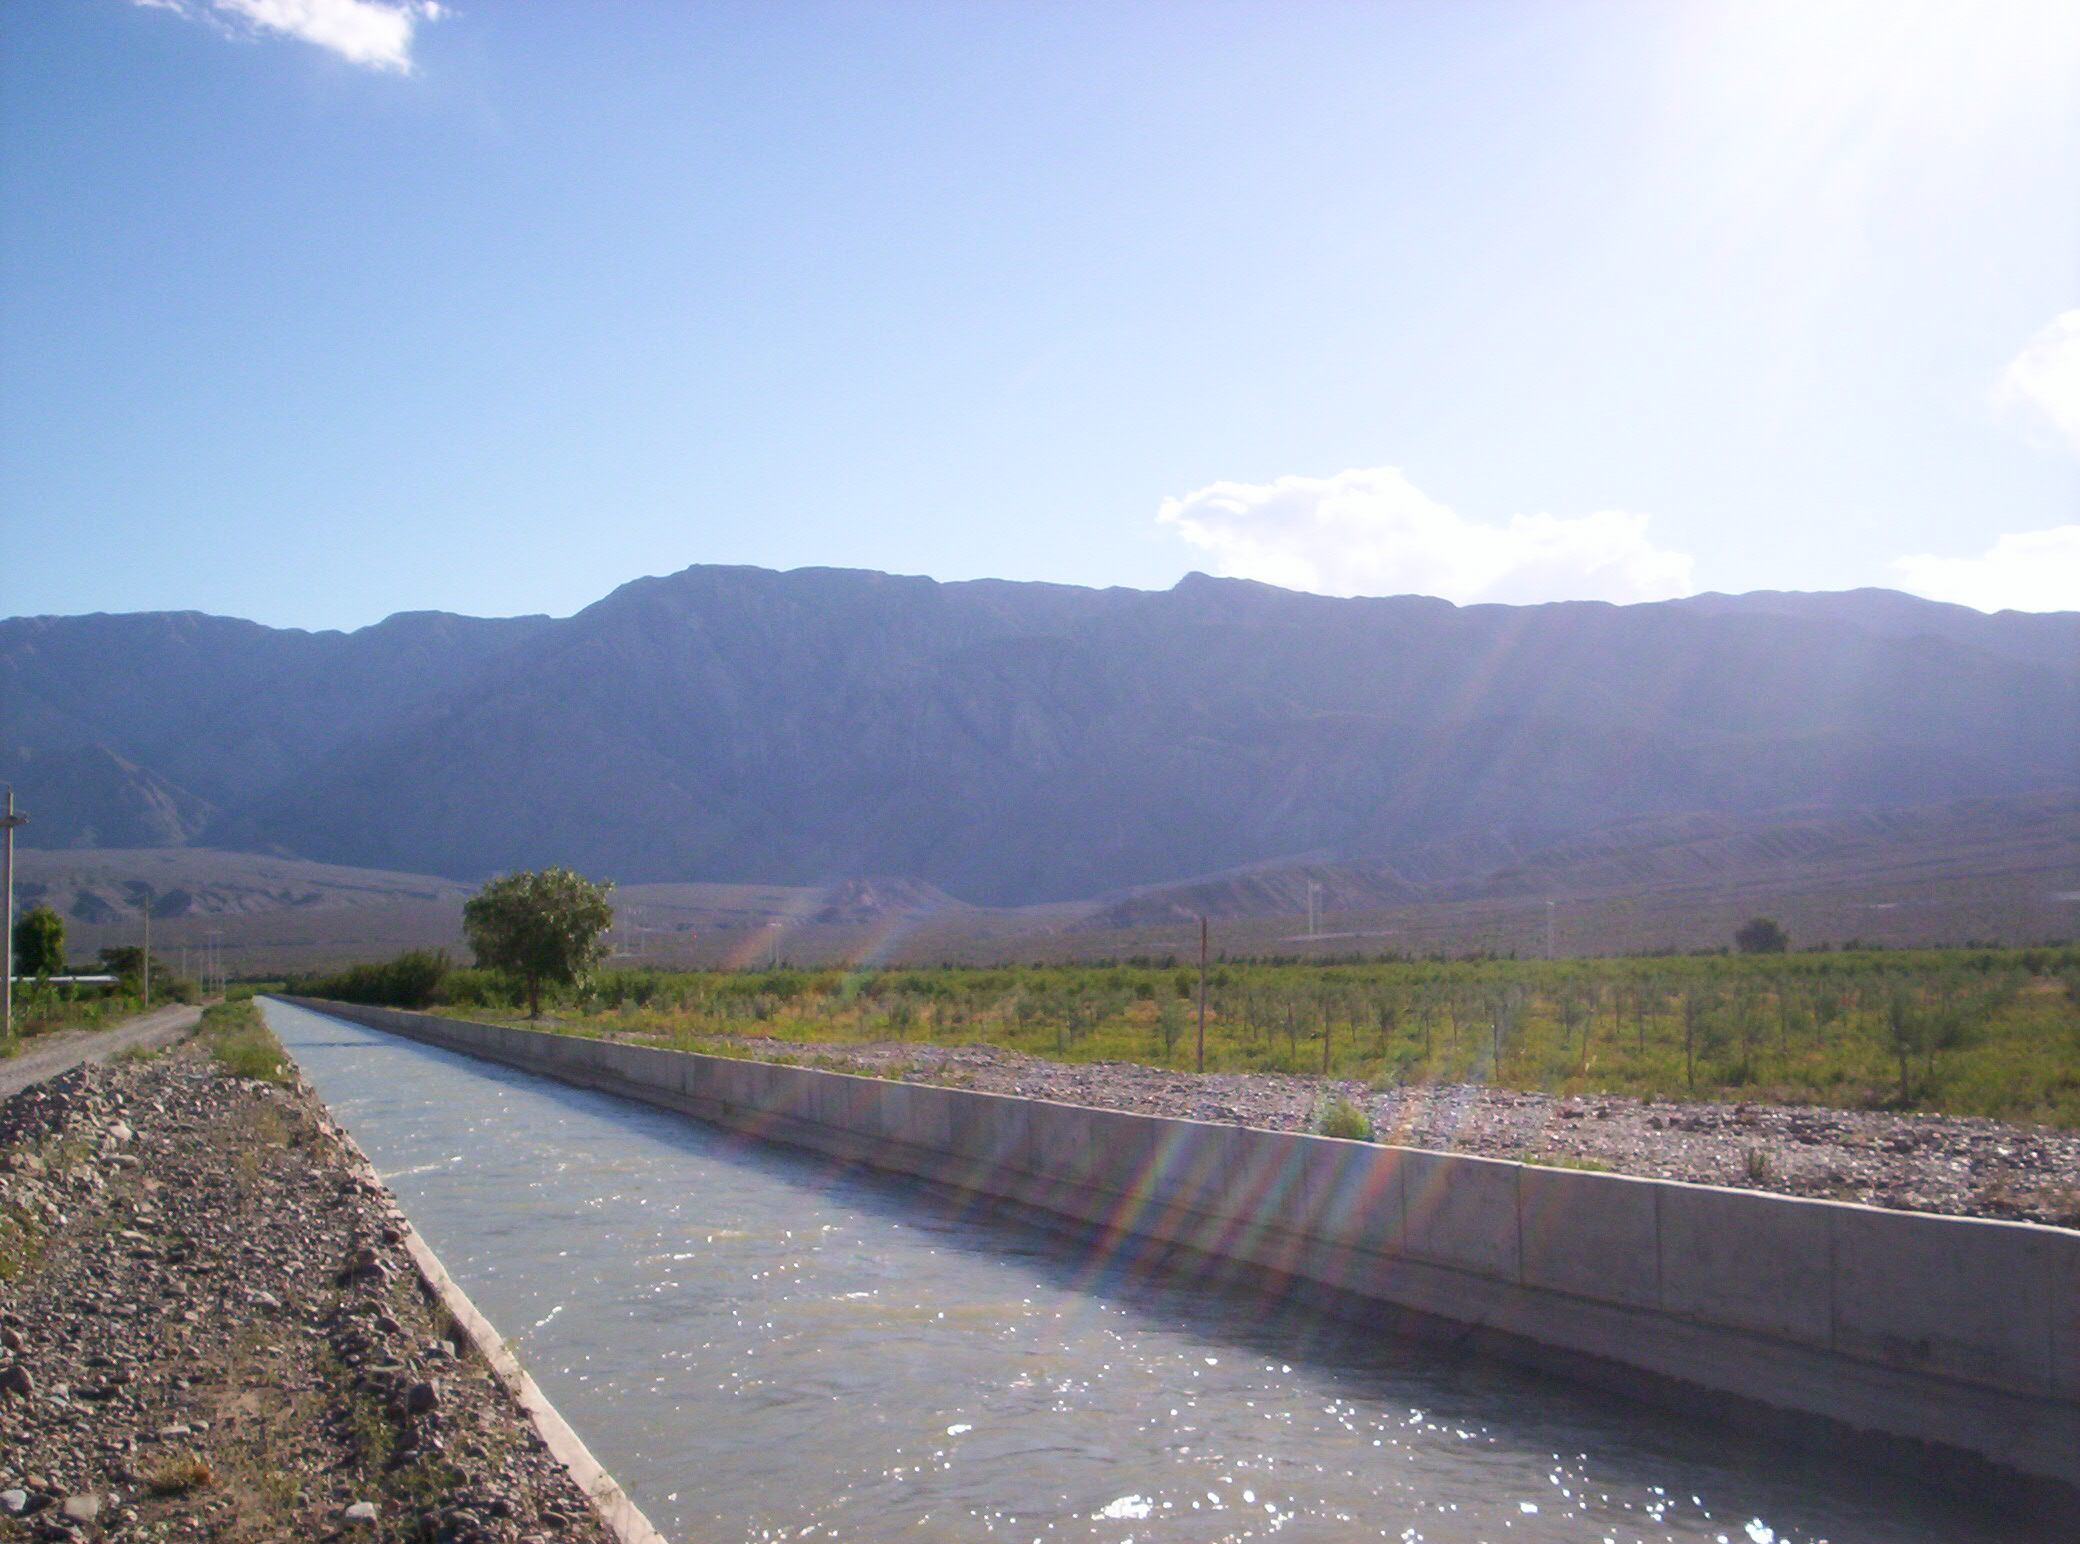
top-left (0, 1008), bottom-right (204, 1102)
top-left (0, 1039), bottom-right (618, 1542)
top-left (641, 1032), bottom-right (2080, 1229)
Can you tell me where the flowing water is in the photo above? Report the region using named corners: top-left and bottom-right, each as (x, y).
top-left (260, 998), bottom-right (2042, 1544)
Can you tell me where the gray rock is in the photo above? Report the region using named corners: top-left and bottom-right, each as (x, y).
top-left (345, 1499), bottom-right (379, 1521)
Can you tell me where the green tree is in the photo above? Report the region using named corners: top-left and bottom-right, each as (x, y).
top-left (13, 904), bottom-right (64, 979)
top-left (462, 867), bottom-right (615, 1018)
top-left (1734, 916), bottom-right (1790, 955)
top-left (98, 946), bottom-right (166, 991)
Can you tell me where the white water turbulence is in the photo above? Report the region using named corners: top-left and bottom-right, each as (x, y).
top-left (261, 999), bottom-right (2041, 1544)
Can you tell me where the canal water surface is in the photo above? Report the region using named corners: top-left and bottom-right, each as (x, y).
top-left (260, 998), bottom-right (2038, 1544)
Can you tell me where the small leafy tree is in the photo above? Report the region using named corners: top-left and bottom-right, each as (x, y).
top-left (1734, 916), bottom-right (1790, 955)
top-left (98, 945), bottom-right (167, 994)
top-left (1885, 988), bottom-right (1929, 1106)
top-left (462, 867), bottom-right (615, 1018)
top-left (1157, 996), bottom-right (1186, 1058)
top-left (13, 904), bottom-right (64, 979)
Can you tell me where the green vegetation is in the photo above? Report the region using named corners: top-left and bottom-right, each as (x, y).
top-left (202, 998), bottom-right (290, 1084)
top-left (461, 867), bottom-right (615, 1018)
top-left (1527, 1154), bottom-right (1612, 1172)
top-left (1734, 915), bottom-right (1791, 955)
top-left (1315, 1096), bottom-right (1374, 1142)
top-left (303, 943), bottom-right (2080, 1125)
top-left (299, 949), bottom-right (449, 1009)
top-left (0, 1191), bottom-right (42, 1282)
top-left (12, 902), bottom-right (65, 978)
top-left (0, 1129), bottom-right (96, 1281)
top-left (146, 1453), bottom-right (215, 1496)
top-left (5, 962), bottom-right (198, 1046)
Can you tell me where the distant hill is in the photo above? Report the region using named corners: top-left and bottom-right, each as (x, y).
top-left (1454, 791), bottom-right (2080, 902)
top-left (13, 849), bottom-right (471, 925)
top-left (5, 566), bottom-right (2075, 908)
top-left (1085, 790), bottom-right (2079, 926)
top-left (809, 876), bottom-right (964, 926)
top-left (27, 785), bottom-right (2075, 974)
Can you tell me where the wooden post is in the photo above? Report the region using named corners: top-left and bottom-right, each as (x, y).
top-left (1196, 916), bottom-right (1208, 1074)
top-left (0, 788), bottom-right (21, 1038)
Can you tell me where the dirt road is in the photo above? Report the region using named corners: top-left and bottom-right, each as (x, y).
top-left (0, 1003), bottom-right (204, 1100)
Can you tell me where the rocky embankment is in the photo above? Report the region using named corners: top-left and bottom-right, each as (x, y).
top-left (656, 1033), bottom-right (2080, 1227)
top-left (0, 1024), bottom-right (617, 1543)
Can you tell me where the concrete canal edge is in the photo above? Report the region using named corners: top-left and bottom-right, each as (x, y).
top-left (314, 1084), bottom-right (670, 1544)
top-left (278, 996), bottom-right (2080, 1512)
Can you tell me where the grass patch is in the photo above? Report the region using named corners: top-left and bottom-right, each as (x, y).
top-left (343, 1385), bottom-right (396, 1473)
top-left (1527, 1153), bottom-right (1613, 1172)
top-left (202, 999), bottom-right (290, 1083)
top-left (0, 1128), bottom-right (95, 1281)
top-left (1315, 1096), bottom-right (1374, 1142)
top-left (0, 1205), bottom-right (44, 1283)
top-left (146, 1452), bottom-right (215, 1495)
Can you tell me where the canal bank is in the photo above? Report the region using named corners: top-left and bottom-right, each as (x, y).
top-left (0, 1012), bottom-right (633, 1543)
top-left (275, 996), bottom-right (2080, 1521)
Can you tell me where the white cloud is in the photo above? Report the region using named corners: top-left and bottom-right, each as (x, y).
top-left (132, 0), bottom-right (442, 73)
top-left (1893, 526), bottom-right (2080, 614)
top-left (1155, 466), bottom-right (1696, 606)
top-left (1996, 310), bottom-right (2080, 455)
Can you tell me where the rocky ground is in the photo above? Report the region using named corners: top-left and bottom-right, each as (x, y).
top-left (648, 1032), bottom-right (2080, 1227)
top-left (0, 1023), bottom-right (618, 1543)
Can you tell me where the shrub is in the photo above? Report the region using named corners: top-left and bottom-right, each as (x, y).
top-left (1315, 1096), bottom-right (1374, 1142)
top-left (147, 1453), bottom-right (214, 1495)
top-left (1734, 917), bottom-right (1790, 955)
top-left (300, 949), bottom-right (450, 1008)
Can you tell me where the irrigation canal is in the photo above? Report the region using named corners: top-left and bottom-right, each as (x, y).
top-left (260, 997), bottom-right (2040, 1544)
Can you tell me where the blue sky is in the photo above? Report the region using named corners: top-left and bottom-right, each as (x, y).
top-left (4, 0), bottom-right (2076, 629)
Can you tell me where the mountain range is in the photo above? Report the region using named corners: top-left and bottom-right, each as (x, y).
top-left (6, 564), bottom-right (2076, 911)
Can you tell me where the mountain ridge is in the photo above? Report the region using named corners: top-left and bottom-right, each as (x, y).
top-left (5, 565), bottom-right (2074, 907)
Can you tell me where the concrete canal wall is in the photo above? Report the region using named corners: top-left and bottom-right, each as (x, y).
top-left (279, 997), bottom-right (2080, 1496)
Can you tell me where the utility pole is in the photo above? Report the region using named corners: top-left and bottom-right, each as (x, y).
top-left (1545, 900), bottom-right (1556, 961)
top-left (141, 890), bottom-right (152, 1009)
top-left (1195, 915), bottom-right (1208, 1074)
top-left (1, 788), bottom-right (25, 1039)
top-left (207, 928), bottom-right (224, 997)
top-left (1307, 881), bottom-right (1317, 939)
